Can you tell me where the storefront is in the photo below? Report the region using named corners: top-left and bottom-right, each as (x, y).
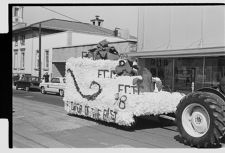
top-left (128, 47), bottom-right (225, 93)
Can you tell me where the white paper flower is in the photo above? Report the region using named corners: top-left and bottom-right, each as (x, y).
top-left (64, 57), bottom-right (185, 126)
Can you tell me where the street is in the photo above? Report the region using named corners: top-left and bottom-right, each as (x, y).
top-left (12, 88), bottom-right (225, 148)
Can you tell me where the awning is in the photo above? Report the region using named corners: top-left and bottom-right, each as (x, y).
top-left (127, 46), bottom-right (225, 58)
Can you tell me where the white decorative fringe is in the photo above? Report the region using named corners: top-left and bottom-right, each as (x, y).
top-left (63, 57), bottom-right (185, 126)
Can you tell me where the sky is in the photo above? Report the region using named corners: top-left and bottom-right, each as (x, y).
top-left (23, 6), bottom-right (139, 36)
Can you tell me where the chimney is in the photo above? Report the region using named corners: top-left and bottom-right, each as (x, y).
top-left (114, 27), bottom-right (120, 37)
top-left (114, 28), bottom-right (129, 39)
top-left (90, 15), bottom-right (104, 26)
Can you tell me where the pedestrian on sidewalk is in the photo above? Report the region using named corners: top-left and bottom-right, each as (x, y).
top-left (43, 72), bottom-right (49, 83)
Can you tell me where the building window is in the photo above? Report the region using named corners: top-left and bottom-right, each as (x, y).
top-left (141, 56), bottom-right (225, 93)
top-left (14, 7), bottom-right (19, 17)
top-left (35, 50), bottom-right (39, 69)
top-left (204, 56), bottom-right (225, 87)
top-left (174, 57), bottom-right (204, 92)
top-left (144, 58), bottom-right (173, 91)
top-left (15, 35), bottom-right (18, 46)
top-left (13, 50), bottom-right (18, 69)
top-left (44, 50), bottom-right (49, 69)
top-left (20, 49), bottom-right (25, 69)
top-left (20, 35), bottom-right (25, 45)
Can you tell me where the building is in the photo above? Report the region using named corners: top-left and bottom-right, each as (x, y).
top-left (12, 18), bottom-right (137, 79)
top-left (128, 6), bottom-right (225, 93)
top-left (12, 6), bottom-right (26, 30)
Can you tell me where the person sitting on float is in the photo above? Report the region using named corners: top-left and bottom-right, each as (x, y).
top-left (115, 56), bottom-right (138, 76)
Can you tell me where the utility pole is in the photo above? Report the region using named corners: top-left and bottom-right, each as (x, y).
top-left (38, 23), bottom-right (42, 81)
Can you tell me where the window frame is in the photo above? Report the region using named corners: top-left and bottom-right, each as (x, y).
top-left (44, 50), bottom-right (49, 70)
top-left (35, 50), bottom-right (39, 70)
top-left (20, 35), bottom-right (25, 45)
top-left (20, 49), bottom-right (25, 69)
top-left (13, 49), bottom-right (18, 69)
top-left (14, 7), bottom-right (19, 17)
top-left (15, 35), bottom-right (18, 46)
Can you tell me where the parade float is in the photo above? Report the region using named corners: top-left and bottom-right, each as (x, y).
top-left (63, 40), bottom-right (225, 148)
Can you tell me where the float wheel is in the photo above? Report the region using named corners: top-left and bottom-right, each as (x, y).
top-left (41, 87), bottom-right (46, 94)
top-left (25, 86), bottom-right (30, 91)
top-left (176, 92), bottom-right (225, 148)
top-left (59, 89), bottom-right (64, 97)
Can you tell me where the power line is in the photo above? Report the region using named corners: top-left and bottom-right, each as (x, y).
top-left (40, 6), bottom-right (114, 36)
top-left (40, 6), bottom-right (81, 22)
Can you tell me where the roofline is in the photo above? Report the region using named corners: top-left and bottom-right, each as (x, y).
top-left (127, 46), bottom-right (225, 58)
top-left (12, 18), bottom-right (137, 39)
top-left (12, 18), bottom-right (114, 35)
top-left (12, 18), bottom-right (79, 32)
top-left (12, 18), bottom-right (55, 32)
top-left (53, 40), bottom-right (137, 50)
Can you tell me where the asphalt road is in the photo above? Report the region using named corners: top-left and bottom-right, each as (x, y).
top-left (12, 88), bottom-right (225, 148)
top-left (13, 88), bottom-right (64, 107)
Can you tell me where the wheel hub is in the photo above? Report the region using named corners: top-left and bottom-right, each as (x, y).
top-left (190, 111), bottom-right (208, 134)
top-left (182, 103), bottom-right (210, 137)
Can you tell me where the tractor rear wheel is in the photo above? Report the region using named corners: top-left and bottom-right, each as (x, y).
top-left (176, 92), bottom-right (225, 148)
top-left (41, 87), bottom-right (46, 94)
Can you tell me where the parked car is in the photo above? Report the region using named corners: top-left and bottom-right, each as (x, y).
top-left (39, 77), bottom-right (66, 96)
top-left (15, 76), bottom-right (41, 91)
top-left (12, 74), bottom-right (20, 86)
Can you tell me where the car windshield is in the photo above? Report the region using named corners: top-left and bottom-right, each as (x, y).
top-left (51, 78), bottom-right (60, 83)
top-left (31, 77), bottom-right (39, 81)
top-left (20, 76), bottom-right (39, 82)
top-left (21, 77), bottom-right (30, 81)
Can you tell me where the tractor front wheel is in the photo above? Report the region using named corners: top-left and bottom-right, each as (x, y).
top-left (176, 92), bottom-right (225, 148)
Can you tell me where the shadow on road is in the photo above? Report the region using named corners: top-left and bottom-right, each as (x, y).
top-left (28, 88), bottom-right (40, 92)
top-left (13, 88), bottom-right (41, 97)
top-left (67, 113), bottom-right (175, 132)
top-left (68, 113), bottom-right (225, 148)
top-left (13, 88), bottom-right (40, 93)
top-left (135, 116), bottom-right (175, 130)
top-left (174, 135), bottom-right (223, 148)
